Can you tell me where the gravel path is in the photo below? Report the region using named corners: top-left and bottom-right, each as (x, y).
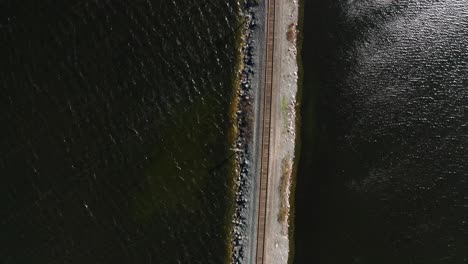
top-left (263, 0), bottom-right (300, 263)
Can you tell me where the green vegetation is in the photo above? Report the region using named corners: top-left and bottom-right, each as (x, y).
top-left (282, 95), bottom-right (288, 114)
top-left (278, 158), bottom-right (292, 224)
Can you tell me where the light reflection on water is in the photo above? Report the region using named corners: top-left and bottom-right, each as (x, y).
top-left (295, 0), bottom-right (468, 262)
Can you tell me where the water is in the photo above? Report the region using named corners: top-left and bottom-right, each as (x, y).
top-left (295, 0), bottom-right (468, 263)
top-left (0, 0), bottom-right (240, 263)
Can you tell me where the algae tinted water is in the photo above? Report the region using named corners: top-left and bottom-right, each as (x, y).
top-left (295, 0), bottom-right (468, 263)
top-left (1, 0), bottom-right (239, 262)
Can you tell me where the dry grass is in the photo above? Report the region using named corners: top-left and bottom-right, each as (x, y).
top-left (286, 23), bottom-right (297, 44)
top-left (278, 158), bottom-right (292, 224)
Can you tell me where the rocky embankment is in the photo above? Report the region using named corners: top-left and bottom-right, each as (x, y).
top-left (231, 0), bottom-right (260, 263)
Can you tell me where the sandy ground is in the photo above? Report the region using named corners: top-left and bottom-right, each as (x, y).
top-left (264, 0), bottom-right (299, 263)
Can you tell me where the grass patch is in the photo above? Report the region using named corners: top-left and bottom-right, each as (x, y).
top-left (282, 95), bottom-right (288, 114)
top-left (286, 23), bottom-right (297, 44)
top-left (278, 158), bottom-right (292, 224)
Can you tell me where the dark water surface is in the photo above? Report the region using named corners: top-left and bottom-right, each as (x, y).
top-left (295, 0), bottom-right (468, 263)
top-left (1, 0), bottom-right (239, 263)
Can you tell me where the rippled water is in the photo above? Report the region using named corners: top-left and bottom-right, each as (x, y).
top-left (1, 0), bottom-right (240, 262)
top-left (295, 0), bottom-right (468, 263)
